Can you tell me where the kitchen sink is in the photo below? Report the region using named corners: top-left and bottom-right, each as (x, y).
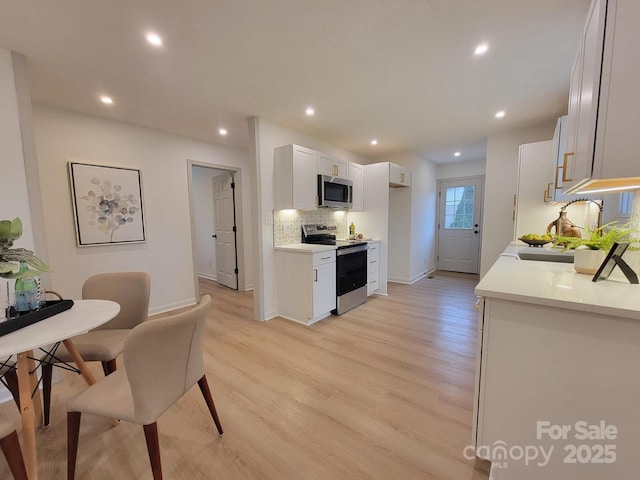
top-left (517, 249), bottom-right (575, 263)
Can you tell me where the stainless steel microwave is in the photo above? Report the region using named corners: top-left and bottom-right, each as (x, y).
top-left (317, 175), bottom-right (353, 208)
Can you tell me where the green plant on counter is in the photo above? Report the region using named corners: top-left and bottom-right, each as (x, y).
top-left (0, 217), bottom-right (50, 279)
top-left (553, 222), bottom-right (639, 252)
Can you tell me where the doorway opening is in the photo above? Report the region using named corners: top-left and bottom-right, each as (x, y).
top-left (188, 161), bottom-right (246, 294)
top-left (436, 176), bottom-right (484, 274)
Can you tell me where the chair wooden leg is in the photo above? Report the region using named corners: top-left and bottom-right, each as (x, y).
top-left (143, 423), bottom-right (163, 480)
top-left (101, 358), bottom-right (117, 377)
top-left (67, 412), bottom-right (82, 480)
top-left (3, 369), bottom-right (21, 410)
top-left (198, 375), bottom-right (223, 436)
top-left (42, 363), bottom-right (53, 427)
top-left (0, 430), bottom-right (29, 480)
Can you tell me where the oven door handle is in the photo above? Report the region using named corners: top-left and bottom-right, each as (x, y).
top-left (336, 245), bottom-right (369, 256)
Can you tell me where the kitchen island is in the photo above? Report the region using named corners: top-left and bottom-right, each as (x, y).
top-left (473, 244), bottom-right (640, 479)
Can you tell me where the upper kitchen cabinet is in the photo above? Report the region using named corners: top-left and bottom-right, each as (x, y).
top-left (317, 153), bottom-right (348, 180)
top-left (388, 162), bottom-right (411, 187)
top-left (546, 116), bottom-right (576, 203)
top-left (274, 144), bottom-right (318, 210)
top-left (563, 0), bottom-right (640, 194)
top-left (348, 162), bottom-right (364, 211)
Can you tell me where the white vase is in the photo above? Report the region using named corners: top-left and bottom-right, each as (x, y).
top-left (573, 249), bottom-right (607, 275)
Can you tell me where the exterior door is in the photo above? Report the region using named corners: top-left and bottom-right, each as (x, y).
top-left (437, 177), bottom-right (483, 274)
top-left (212, 173), bottom-right (238, 289)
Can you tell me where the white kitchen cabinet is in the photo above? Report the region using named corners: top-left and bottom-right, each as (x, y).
top-left (348, 162), bottom-right (364, 212)
top-left (514, 141), bottom-right (556, 239)
top-left (317, 153), bottom-right (348, 180)
top-left (274, 144), bottom-right (318, 210)
top-left (546, 116), bottom-right (576, 203)
top-left (563, 0), bottom-right (640, 194)
top-left (366, 241), bottom-right (380, 295)
top-left (275, 249), bottom-right (336, 325)
top-left (388, 162), bottom-right (411, 187)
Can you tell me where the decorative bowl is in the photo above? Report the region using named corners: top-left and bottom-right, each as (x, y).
top-left (518, 238), bottom-right (552, 247)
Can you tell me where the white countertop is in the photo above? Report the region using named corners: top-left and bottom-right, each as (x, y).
top-left (274, 243), bottom-right (337, 253)
top-left (476, 243), bottom-right (640, 320)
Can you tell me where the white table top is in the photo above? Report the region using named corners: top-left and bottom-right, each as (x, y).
top-left (0, 299), bottom-right (120, 357)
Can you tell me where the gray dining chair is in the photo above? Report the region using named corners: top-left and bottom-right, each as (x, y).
top-left (67, 294), bottom-right (223, 480)
top-left (0, 413), bottom-right (29, 480)
top-left (41, 272), bottom-right (151, 426)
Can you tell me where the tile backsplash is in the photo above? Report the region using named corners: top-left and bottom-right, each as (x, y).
top-left (274, 209), bottom-right (348, 246)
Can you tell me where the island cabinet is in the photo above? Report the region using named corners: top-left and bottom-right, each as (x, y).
top-left (473, 249), bottom-right (640, 479)
top-left (563, 0), bottom-right (640, 193)
top-left (275, 247), bottom-right (336, 325)
top-left (366, 241), bottom-right (380, 295)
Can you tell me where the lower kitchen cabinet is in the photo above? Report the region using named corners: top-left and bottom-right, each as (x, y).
top-left (367, 241), bottom-right (380, 295)
top-left (275, 249), bottom-right (336, 325)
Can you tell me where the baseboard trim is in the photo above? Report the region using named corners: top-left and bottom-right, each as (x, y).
top-left (149, 298), bottom-right (197, 316)
top-left (197, 273), bottom-right (217, 281)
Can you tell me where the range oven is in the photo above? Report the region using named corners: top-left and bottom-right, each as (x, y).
top-left (302, 224), bottom-right (368, 315)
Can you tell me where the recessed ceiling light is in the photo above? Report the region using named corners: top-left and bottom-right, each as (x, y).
top-left (145, 32), bottom-right (163, 47)
top-left (370, 139), bottom-right (378, 146)
top-left (474, 43), bottom-right (489, 56)
top-left (454, 152), bottom-right (461, 157)
top-left (495, 110), bottom-right (506, 118)
top-left (100, 95), bottom-right (113, 105)
top-left (218, 128), bottom-right (228, 136)
top-left (305, 107), bottom-right (315, 116)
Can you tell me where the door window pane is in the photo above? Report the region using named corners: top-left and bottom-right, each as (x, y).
top-left (444, 186), bottom-right (475, 229)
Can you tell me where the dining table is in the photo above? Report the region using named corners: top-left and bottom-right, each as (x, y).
top-left (0, 299), bottom-right (120, 480)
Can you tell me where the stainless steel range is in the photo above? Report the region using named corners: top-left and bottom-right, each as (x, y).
top-left (302, 224), bottom-right (368, 315)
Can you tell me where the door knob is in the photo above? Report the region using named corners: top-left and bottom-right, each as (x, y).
top-left (212, 235), bottom-right (217, 238)
top-left (474, 231), bottom-right (479, 234)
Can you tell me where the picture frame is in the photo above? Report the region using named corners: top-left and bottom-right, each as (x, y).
top-left (592, 242), bottom-right (639, 284)
top-left (68, 162), bottom-right (146, 246)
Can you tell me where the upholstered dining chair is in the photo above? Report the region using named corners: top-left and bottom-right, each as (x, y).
top-left (0, 413), bottom-right (29, 480)
top-left (67, 294), bottom-right (223, 480)
top-left (42, 272), bottom-right (151, 425)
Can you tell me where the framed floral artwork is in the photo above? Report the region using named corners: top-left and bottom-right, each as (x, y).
top-left (68, 162), bottom-right (146, 246)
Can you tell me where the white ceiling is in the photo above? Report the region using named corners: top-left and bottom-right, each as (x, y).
top-left (0, 0), bottom-right (590, 164)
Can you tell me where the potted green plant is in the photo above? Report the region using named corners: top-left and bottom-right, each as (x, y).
top-left (553, 222), bottom-right (639, 274)
top-left (0, 217), bottom-right (50, 279)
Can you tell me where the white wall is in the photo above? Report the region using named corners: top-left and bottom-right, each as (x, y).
top-left (481, 120), bottom-right (556, 277)
top-left (250, 117), bottom-right (370, 320)
top-left (192, 165), bottom-right (230, 281)
top-left (410, 156), bottom-right (438, 280)
top-left (33, 104), bottom-right (252, 313)
top-left (437, 159), bottom-right (486, 179)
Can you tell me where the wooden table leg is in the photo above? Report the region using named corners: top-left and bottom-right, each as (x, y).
top-left (62, 339), bottom-right (96, 385)
top-left (17, 351), bottom-right (39, 480)
top-left (27, 355), bottom-right (43, 427)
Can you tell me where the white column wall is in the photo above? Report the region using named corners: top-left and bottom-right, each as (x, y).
top-left (481, 121), bottom-right (556, 277)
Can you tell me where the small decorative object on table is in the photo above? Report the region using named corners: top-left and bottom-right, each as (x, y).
top-left (0, 217), bottom-right (51, 319)
top-left (518, 233), bottom-right (552, 247)
top-left (553, 222), bottom-right (639, 275)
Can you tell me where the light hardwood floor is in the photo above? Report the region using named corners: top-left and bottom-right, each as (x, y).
top-left (0, 272), bottom-right (488, 479)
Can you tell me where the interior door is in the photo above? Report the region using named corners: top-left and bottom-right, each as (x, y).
top-left (437, 177), bottom-right (483, 274)
top-left (212, 173), bottom-right (238, 290)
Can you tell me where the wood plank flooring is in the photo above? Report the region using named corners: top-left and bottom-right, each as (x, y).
top-left (0, 272), bottom-right (488, 479)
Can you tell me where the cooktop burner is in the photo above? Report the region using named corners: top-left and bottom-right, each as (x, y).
top-left (301, 224), bottom-right (367, 249)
